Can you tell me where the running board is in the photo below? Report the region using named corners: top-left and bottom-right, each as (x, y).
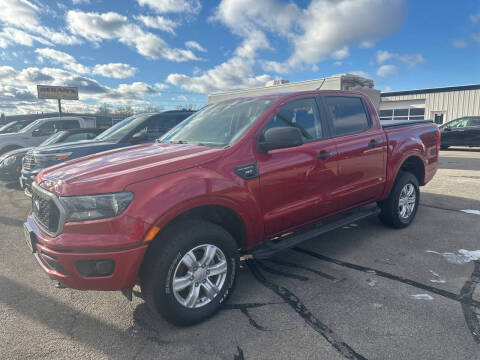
top-left (250, 206), bottom-right (381, 259)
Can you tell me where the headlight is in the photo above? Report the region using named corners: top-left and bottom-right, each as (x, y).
top-left (59, 192), bottom-right (134, 222)
top-left (1, 155), bottom-right (17, 167)
top-left (35, 152), bottom-right (72, 162)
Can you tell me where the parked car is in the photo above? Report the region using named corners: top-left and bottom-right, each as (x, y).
top-left (23, 91), bottom-right (439, 326)
top-left (0, 117), bottom-right (88, 155)
top-left (0, 120), bottom-right (32, 134)
top-left (439, 116), bottom-right (480, 149)
top-left (0, 128), bottom-right (102, 182)
top-left (20, 111), bottom-right (194, 193)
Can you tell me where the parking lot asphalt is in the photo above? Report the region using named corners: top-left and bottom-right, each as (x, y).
top-left (1, 148), bottom-right (480, 360)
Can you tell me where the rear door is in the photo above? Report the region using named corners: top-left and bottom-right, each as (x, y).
top-left (442, 118), bottom-right (469, 146)
top-left (466, 117), bottom-right (480, 146)
top-left (257, 96), bottom-right (339, 236)
top-left (322, 95), bottom-right (387, 211)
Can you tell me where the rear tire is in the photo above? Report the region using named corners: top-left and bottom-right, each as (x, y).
top-left (378, 171), bottom-right (419, 229)
top-left (140, 220), bottom-right (239, 326)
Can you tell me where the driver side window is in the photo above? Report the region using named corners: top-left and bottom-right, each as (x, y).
top-left (37, 121), bottom-right (55, 136)
top-left (261, 98), bottom-right (323, 142)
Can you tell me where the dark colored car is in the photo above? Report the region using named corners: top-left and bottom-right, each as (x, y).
top-left (20, 111), bottom-right (194, 192)
top-left (24, 90), bottom-right (439, 326)
top-left (0, 128), bottom-right (102, 182)
top-left (0, 120), bottom-right (32, 134)
top-left (439, 116), bottom-right (480, 149)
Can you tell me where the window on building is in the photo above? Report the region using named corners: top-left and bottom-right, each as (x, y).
top-left (379, 107), bottom-right (426, 121)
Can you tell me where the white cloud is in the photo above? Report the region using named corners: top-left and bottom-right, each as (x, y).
top-left (185, 41), bottom-right (206, 52)
top-left (0, 65), bottom-right (158, 113)
top-left (235, 31), bottom-right (271, 59)
top-left (376, 50), bottom-right (425, 66)
top-left (0, 0), bottom-right (81, 47)
top-left (384, 85), bottom-right (392, 92)
top-left (154, 82), bottom-right (169, 90)
top-left (135, 15), bottom-right (179, 34)
top-left (331, 46), bottom-right (349, 60)
top-left (214, 0), bottom-right (406, 74)
top-left (172, 95), bottom-right (188, 101)
top-left (137, 0), bottom-right (201, 14)
top-left (72, 0), bottom-right (90, 4)
top-left (470, 12), bottom-right (480, 23)
top-left (359, 40), bottom-right (375, 49)
top-left (0, 27), bottom-right (51, 48)
top-left (93, 63), bottom-right (137, 78)
top-left (376, 64), bottom-right (398, 77)
top-left (452, 39), bottom-right (468, 48)
top-left (166, 56), bottom-right (271, 93)
top-left (472, 33), bottom-right (480, 44)
top-left (67, 10), bottom-right (201, 61)
top-left (35, 48), bottom-right (76, 64)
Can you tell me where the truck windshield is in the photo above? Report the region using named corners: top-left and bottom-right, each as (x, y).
top-left (95, 114), bottom-right (150, 143)
top-left (160, 98), bottom-right (278, 148)
top-left (19, 119), bottom-right (43, 133)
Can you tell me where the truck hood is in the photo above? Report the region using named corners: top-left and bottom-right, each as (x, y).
top-left (38, 142), bottom-right (223, 196)
top-left (34, 140), bottom-right (116, 154)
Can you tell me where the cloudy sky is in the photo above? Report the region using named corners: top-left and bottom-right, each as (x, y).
top-left (0, 0), bottom-right (479, 114)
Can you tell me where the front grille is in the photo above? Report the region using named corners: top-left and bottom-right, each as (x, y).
top-left (32, 187), bottom-right (60, 234)
top-left (23, 152), bottom-right (36, 171)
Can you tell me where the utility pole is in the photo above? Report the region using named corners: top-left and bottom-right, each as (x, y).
top-left (58, 99), bottom-right (62, 117)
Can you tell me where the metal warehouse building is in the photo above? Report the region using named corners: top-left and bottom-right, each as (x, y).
top-left (379, 84), bottom-right (480, 125)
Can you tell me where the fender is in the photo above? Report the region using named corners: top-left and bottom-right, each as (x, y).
top-left (381, 148), bottom-right (426, 200)
top-left (124, 167), bottom-right (264, 248)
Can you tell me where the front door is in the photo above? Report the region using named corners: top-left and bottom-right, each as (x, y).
top-left (256, 97), bottom-right (338, 236)
top-left (442, 117), bottom-right (469, 146)
top-left (322, 95), bottom-right (387, 211)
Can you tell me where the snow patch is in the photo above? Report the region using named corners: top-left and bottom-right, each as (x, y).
top-left (410, 294), bottom-right (434, 300)
top-left (461, 209), bottom-right (480, 215)
top-left (429, 270), bottom-right (446, 283)
top-left (426, 250), bottom-right (480, 264)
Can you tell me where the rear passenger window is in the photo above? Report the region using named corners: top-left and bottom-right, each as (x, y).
top-left (468, 118), bottom-right (480, 126)
top-left (325, 97), bottom-right (370, 137)
top-left (56, 120), bottom-right (80, 131)
top-left (261, 98), bottom-right (323, 142)
top-left (63, 133), bottom-right (91, 142)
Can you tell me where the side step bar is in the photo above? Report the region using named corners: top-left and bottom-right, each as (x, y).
top-left (250, 206), bottom-right (381, 259)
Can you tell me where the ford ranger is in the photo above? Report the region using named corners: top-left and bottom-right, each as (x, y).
top-left (23, 91), bottom-right (439, 325)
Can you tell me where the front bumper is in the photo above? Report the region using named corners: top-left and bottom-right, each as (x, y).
top-left (25, 215), bottom-right (149, 290)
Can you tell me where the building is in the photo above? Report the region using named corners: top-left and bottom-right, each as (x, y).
top-left (206, 74), bottom-right (381, 110)
top-left (379, 84), bottom-right (480, 124)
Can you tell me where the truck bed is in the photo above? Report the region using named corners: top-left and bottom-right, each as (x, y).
top-left (380, 119), bottom-right (434, 129)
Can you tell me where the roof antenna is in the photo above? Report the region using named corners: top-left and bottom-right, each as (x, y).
top-left (316, 77), bottom-right (326, 90)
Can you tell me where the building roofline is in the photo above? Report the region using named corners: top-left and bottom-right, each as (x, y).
top-left (381, 84), bottom-right (480, 97)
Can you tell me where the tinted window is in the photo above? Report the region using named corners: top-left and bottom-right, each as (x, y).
top-left (261, 98), bottom-right (322, 142)
top-left (468, 118), bottom-right (480, 126)
top-left (134, 115), bottom-right (177, 140)
top-left (394, 109), bottom-right (408, 116)
top-left (57, 120), bottom-right (80, 130)
top-left (325, 97), bottom-right (370, 137)
top-left (63, 132), bottom-right (93, 142)
top-left (37, 121), bottom-right (55, 136)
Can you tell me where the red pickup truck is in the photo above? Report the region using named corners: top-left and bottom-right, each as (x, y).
top-left (24, 90), bottom-right (439, 325)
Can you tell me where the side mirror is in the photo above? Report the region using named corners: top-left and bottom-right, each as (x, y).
top-left (131, 131), bottom-right (149, 143)
top-left (443, 127), bottom-right (451, 131)
top-left (32, 128), bottom-right (42, 137)
top-left (259, 127), bottom-right (303, 152)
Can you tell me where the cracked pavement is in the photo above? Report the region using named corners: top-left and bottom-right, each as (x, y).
top-left (1, 148), bottom-right (480, 359)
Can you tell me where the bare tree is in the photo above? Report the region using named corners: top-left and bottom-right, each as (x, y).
top-left (113, 106), bottom-right (134, 118)
top-left (95, 103), bottom-right (112, 116)
top-left (175, 104), bottom-right (198, 111)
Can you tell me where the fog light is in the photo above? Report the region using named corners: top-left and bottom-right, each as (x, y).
top-left (75, 260), bottom-right (115, 277)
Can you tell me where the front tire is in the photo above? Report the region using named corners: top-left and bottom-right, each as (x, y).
top-left (140, 220), bottom-right (239, 326)
top-left (378, 171), bottom-right (420, 229)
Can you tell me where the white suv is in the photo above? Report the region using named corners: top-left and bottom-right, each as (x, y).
top-left (0, 117), bottom-right (88, 155)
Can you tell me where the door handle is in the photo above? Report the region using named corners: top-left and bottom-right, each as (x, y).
top-left (368, 140), bottom-right (380, 147)
top-left (317, 151), bottom-right (333, 159)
